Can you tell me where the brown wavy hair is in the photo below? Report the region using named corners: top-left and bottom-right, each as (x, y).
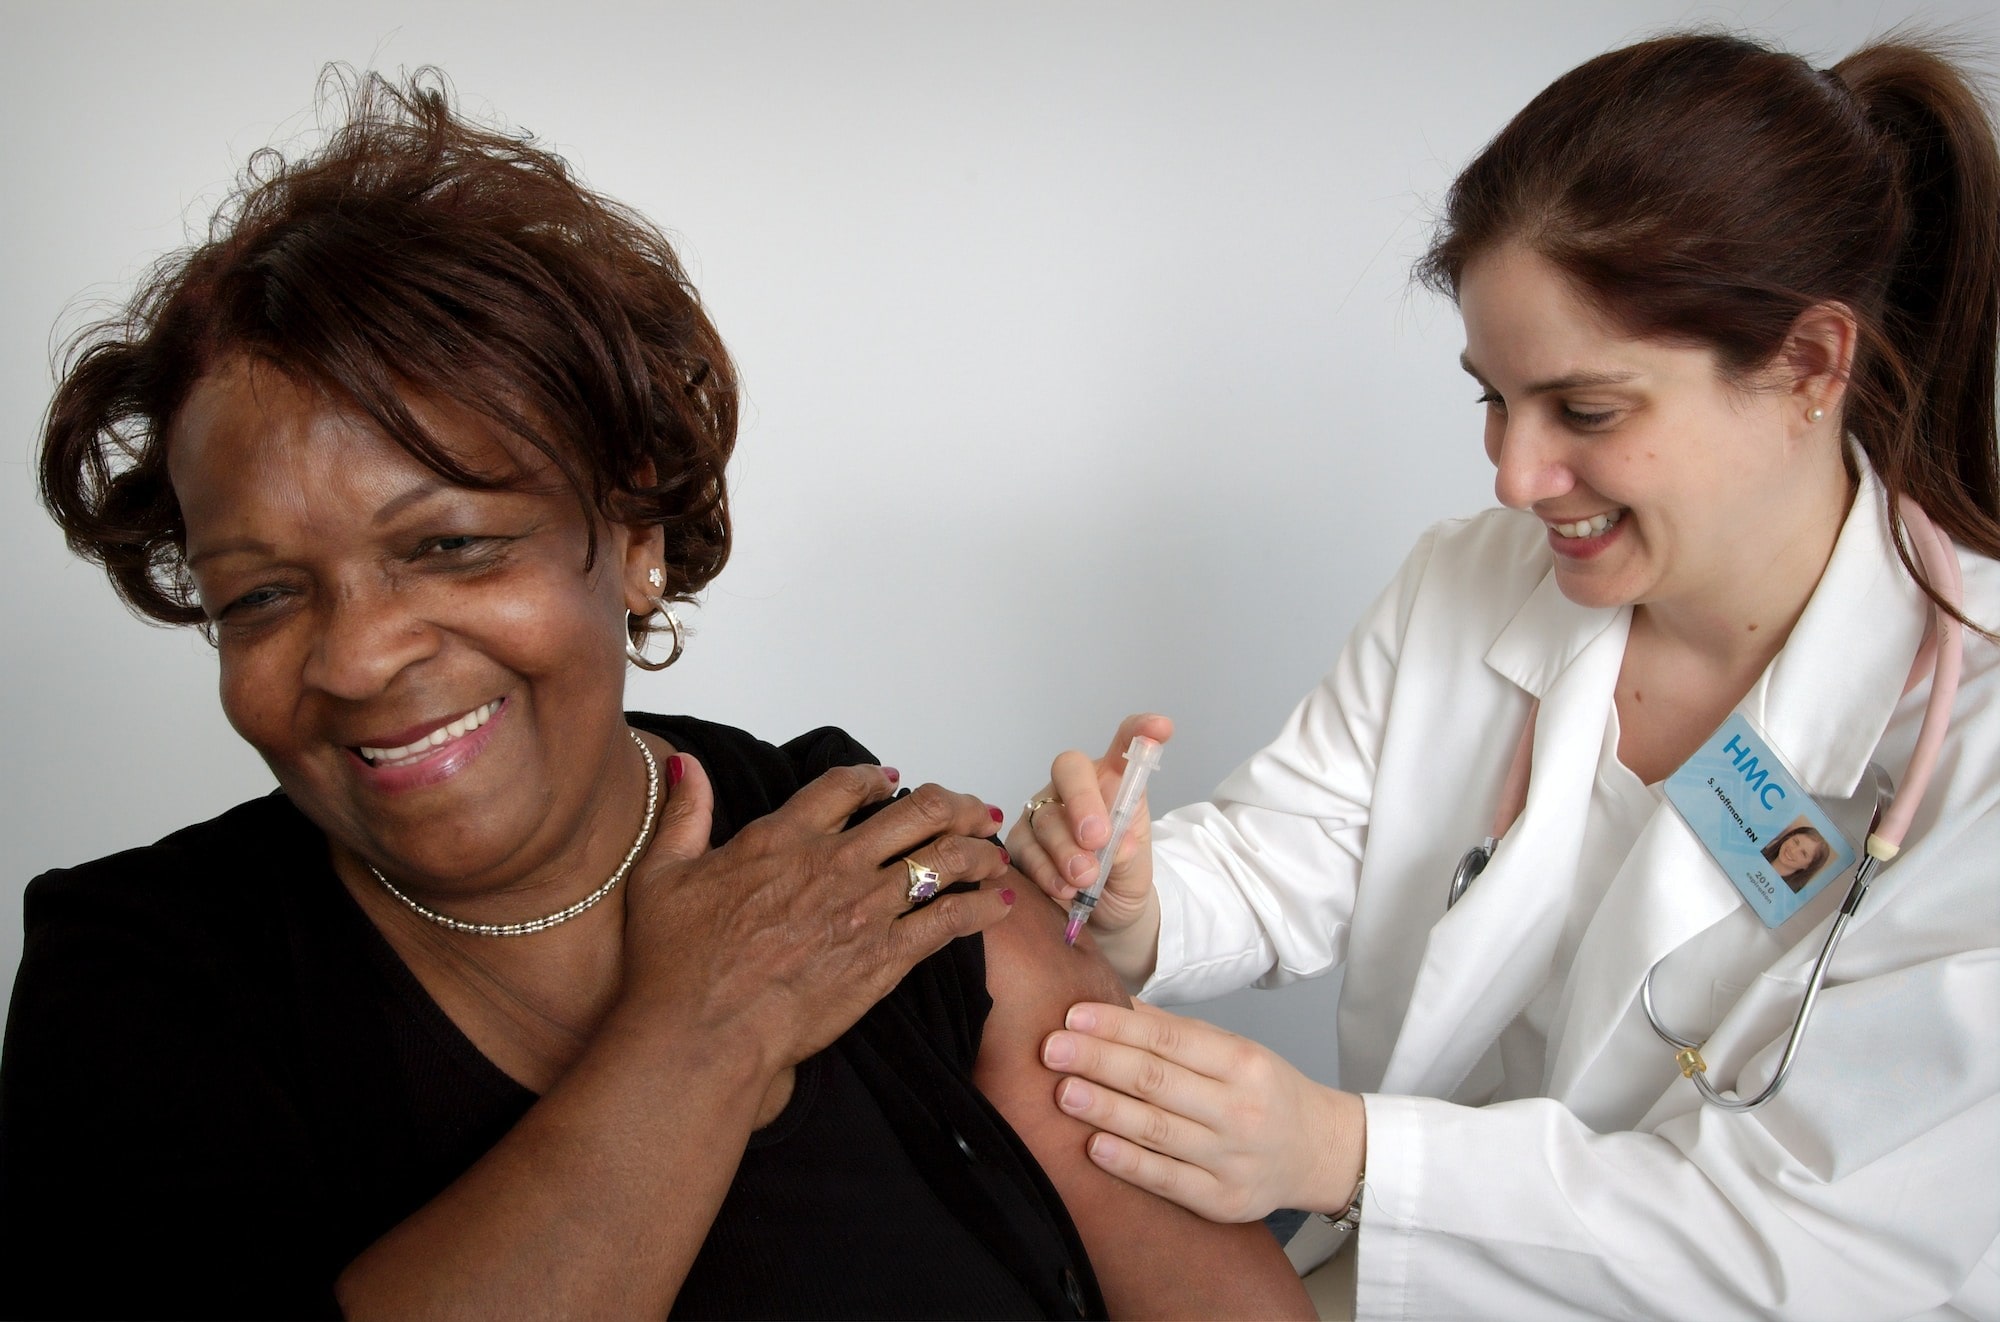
top-left (1419, 32), bottom-right (1999, 633)
top-left (39, 68), bottom-right (736, 634)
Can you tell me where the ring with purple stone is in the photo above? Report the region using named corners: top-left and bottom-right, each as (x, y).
top-left (903, 857), bottom-right (943, 904)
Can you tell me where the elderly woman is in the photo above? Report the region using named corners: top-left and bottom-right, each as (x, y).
top-left (0, 74), bottom-right (1308, 1320)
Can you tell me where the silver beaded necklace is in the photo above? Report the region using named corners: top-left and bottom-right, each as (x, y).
top-left (367, 728), bottom-right (662, 937)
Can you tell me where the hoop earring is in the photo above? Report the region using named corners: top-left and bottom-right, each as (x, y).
top-left (625, 596), bottom-right (686, 671)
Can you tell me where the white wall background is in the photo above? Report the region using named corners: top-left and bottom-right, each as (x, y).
top-left (5, 0), bottom-right (1993, 1076)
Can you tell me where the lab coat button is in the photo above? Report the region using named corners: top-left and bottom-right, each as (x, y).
top-left (951, 1129), bottom-right (976, 1160)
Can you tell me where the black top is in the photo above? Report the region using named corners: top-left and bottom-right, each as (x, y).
top-left (0, 714), bottom-right (1104, 1321)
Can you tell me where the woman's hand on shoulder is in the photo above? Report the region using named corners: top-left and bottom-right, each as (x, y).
top-left (619, 750), bottom-right (1018, 1076)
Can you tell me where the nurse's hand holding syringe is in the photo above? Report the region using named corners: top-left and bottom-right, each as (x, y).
top-left (1062, 734), bottom-right (1165, 945)
top-left (1009, 713), bottom-right (1174, 987)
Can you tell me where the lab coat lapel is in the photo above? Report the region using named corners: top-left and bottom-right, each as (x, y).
top-left (1547, 467), bottom-right (1925, 1105)
top-left (1743, 464), bottom-right (1923, 805)
top-left (1378, 574), bottom-right (1625, 1098)
top-left (1542, 807), bottom-right (1741, 1105)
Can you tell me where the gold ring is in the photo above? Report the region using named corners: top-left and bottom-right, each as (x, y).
top-left (1023, 794), bottom-right (1061, 829)
top-left (904, 857), bottom-right (942, 904)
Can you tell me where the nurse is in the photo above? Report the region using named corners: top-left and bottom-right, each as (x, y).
top-left (1011, 32), bottom-right (2000, 1319)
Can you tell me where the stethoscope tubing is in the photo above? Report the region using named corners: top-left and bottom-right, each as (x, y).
top-left (1638, 862), bottom-right (1871, 1112)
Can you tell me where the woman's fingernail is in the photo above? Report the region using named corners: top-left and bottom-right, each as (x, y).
top-left (1088, 1134), bottom-right (1116, 1163)
top-left (988, 805), bottom-right (1005, 823)
top-left (881, 766), bottom-right (900, 783)
top-left (1000, 888), bottom-right (1016, 906)
top-left (998, 846), bottom-right (1012, 867)
top-left (1065, 1005), bottom-right (1097, 1032)
top-left (1058, 1079), bottom-right (1093, 1112)
top-left (666, 755), bottom-right (685, 788)
top-left (1065, 854), bottom-right (1098, 885)
top-left (1042, 1034), bottom-right (1075, 1068)
top-left (1077, 814), bottom-right (1108, 847)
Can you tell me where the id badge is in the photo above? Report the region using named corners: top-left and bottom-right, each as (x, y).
top-left (1662, 713), bottom-right (1857, 928)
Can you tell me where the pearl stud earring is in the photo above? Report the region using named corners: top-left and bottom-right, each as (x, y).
top-left (1808, 407), bottom-right (1826, 423)
top-left (647, 568), bottom-right (664, 591)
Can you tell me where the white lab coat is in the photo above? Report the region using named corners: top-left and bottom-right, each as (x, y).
top-left (1146, 465), bottom-right (2000, 1320)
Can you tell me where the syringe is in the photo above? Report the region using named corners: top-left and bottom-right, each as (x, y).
top-left (1063, 735), bottom-right (1165, 946)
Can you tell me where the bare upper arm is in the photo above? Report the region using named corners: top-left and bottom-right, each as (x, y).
top-left (973, 889), bottom-right (1313, 1320)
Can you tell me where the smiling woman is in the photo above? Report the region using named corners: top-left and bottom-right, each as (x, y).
top-left (171, 364), bottom-right (653, 907)
top-left (0, 71), bottom-right (1307, 1320)
top-left (1010, 31), bottom-right (2000, 1320)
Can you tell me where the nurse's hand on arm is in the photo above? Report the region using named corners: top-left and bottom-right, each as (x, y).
top-left (1040, 1000), bottom-right (1367, 1224)
top-left (980, 890), bottom-right (1314, 1318)
top-left (1008, 713), bottom-right (1174, 986)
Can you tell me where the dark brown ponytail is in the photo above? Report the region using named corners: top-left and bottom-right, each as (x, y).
top-left (1834, 43), bottom-right (1999, 586)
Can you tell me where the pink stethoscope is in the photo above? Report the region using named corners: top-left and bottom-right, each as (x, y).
top-left (1445, 498), bottom-right (1966, 1112)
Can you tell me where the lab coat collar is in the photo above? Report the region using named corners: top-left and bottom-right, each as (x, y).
top-left (1483, 566), bottom-right (1623, 700)
top-left (1738, 459), bottom-right (1927, 799)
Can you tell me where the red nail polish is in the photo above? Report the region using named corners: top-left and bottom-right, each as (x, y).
top-left (881, 766), bottom-right (900, 783)
top-left (998, 847), bottom-right (1012, 867)
top-left (988, 805), bottom-right (1005, 823)
top-left (667, 755), bottom-right (685, 788)
top-left (1000, 888), bottom-right (1016, 906)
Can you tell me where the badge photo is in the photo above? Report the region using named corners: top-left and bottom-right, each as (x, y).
top-left (1663, 713), bottom-right (1857, 928)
